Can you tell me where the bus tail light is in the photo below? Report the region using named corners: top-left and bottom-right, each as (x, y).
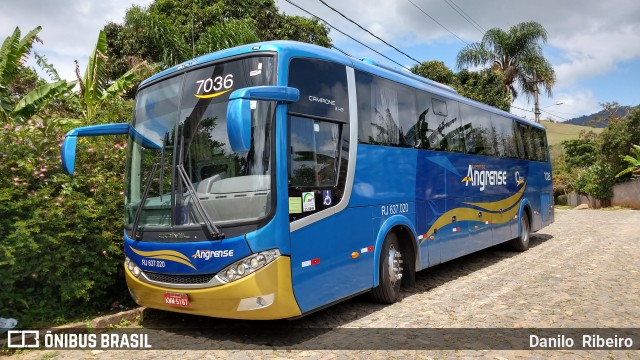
top-left (216, 249), bottom-right (280, 283)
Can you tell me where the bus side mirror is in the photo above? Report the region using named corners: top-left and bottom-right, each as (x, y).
top-left (62, 123), bottom-right (130, 175)
top-left (226, 86), bottom-right (299, 152)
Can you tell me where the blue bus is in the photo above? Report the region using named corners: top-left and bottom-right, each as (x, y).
top-left (62, 40), bottom-right (554, 319)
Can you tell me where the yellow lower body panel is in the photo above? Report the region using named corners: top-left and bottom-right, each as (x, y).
top-left (125, 256), bottom-right (302, 320)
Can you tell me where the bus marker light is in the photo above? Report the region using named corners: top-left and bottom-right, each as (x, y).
top-left (453, 227), bottom-right (461, 232)
top-left (360, 246), bottom-right (374, 254)
top-left (351, 252), bottom-right (359, 259)
top-left (474, 225), bottom-right (478, 229)
top-left (301, 258), bottom-right (320, 267)
top-left (485, 221), bottom-right (491, 224)
top-left (430, 235), bottom-right (435, 240)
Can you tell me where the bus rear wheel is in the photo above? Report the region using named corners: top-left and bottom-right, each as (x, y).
top-left (509, 212), bottom-right (530, 251)
top-left (371, 232), bottom-right (403, 303)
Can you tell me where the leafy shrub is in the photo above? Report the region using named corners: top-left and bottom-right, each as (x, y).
top-left (0, 114), bottom-right (131, 328)
top-left (557, 194), bottom-right (568, 206)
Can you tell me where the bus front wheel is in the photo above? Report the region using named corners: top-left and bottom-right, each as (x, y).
top-left (371, 232), bottom-right (403, 303)
top-left (509, 212), bottom-right (530, 251)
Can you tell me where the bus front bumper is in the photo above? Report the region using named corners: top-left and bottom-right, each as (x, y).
top-left (125, 256), bottom-right (302, 320)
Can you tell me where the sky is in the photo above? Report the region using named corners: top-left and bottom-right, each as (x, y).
top-left (1, 0), bottom-right (639, 122)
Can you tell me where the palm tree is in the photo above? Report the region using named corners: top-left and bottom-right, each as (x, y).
top-left (456, 21), bottom-right (555, 101)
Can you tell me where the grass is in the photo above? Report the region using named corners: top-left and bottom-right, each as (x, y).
top-left (540, 120), bottom-right (604, 147)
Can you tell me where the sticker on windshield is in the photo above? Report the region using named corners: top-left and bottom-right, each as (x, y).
top-left (289, 197), bottom-right (302, 214)
top-left (322, 190), bottom-right (332, 206)
top-left (250, 63), bottom-right (263, 77)
top-left (302, 192), bottom-right (316, 212)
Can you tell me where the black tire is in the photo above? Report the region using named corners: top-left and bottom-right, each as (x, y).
top-left (509, 212), bottom-right (531, 251)
top-left (371, 232), bottom-right (403, 303)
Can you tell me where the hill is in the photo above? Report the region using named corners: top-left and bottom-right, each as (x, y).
top-left (565, 105), bottom-right (637, 128)
top-left (540, 120), bottom-right (604, 147)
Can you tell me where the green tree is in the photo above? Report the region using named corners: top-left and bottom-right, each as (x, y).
top-left (598, 105), bottom-right (640, 180)
top-left (555, 132), bottom-right (600, 200)
top-left (573, 163), bottom-right (615, 206)
top-left (0, 27), bottom-right (139, 327)
top-left (410, 61), bottom-right (510, 111)
top-left (456, 69), bottom-right (511, 111)
top-left (456, 21), bottom-right (555, 101)
top-left (550, 147), bottom-right (574, 196)
top-left (104, 0), bottom-right (331, 80)
top-left (410, 60), bottom-right (457, 86)
top-left (562, 136), bottom-right (598, 170)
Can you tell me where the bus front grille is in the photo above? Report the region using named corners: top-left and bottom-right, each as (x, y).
top-left (143, 271), bottom-right (217, 285)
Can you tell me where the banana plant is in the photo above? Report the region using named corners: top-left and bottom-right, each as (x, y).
top-left (616, 144), bottom-right (640, 178)
top-left (0, 26), bottom-right (75, 123)
top-left (74, 30), bottom-right (154, 122)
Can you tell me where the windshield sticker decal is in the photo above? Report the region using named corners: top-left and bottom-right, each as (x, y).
top-left (302, 192), bottom-right (316, 212)
top-left (322, 190), bottom-right (332, 206)
top-left (289, 197), bottom-right (303, 214)
top-left (250, 62), bottom-right (263, 77)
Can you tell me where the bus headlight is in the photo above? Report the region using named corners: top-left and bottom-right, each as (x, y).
top-left (125, 257), bottom-right (142, 278)
top-left (216, 249), bottom-right (280, 283)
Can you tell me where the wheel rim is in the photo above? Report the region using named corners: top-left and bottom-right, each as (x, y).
top-left (522, 216), bottom-right (530, 244)
top-left (387, 245), bottom-right (403, 286)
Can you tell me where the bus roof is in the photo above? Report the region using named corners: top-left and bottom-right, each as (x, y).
top-left (139, 40), bottom-right (544, 131)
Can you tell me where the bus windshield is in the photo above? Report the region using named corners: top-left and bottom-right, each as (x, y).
top-left (124, 56), bottom-right (276, 233)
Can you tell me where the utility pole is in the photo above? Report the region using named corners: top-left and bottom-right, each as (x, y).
top-left (533, 71), bottom-right (541, 123)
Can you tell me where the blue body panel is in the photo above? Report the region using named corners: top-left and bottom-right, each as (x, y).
top-left (124, 233), bottom-right (251, 275)
top-left (290, 207), bottom-right (374, 311)
top-left (126, 40), bottom-right (553, 316)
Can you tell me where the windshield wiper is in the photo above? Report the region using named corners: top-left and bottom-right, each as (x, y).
top-left (131, 163), bottom-right (159, 240)
top-left (158, 133), bottom-right (169, 202)
top-left (176, 164), bottom-right (224, 240)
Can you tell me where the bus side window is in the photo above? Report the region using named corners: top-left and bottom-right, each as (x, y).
top-left (514, 123), bottom-right (527, 159)
top-left (289, 117), bottom-right (340, 187)
top-left (355, 71), bottom-right (416, 148)
top-left (459, 102), bottom-right (495, 156)
top-left (491, 114), bottom-right (518, 158)
top-left (532, 127), bottom-right (548, 162)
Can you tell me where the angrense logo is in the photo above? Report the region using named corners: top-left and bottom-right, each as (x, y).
top-left (192, 249), bottom-right (234, 260)
top-left (462, 164), bottom-right (507, 191)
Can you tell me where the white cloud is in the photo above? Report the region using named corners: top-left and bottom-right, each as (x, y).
top-left (511, 90), bottom-right (601, 122)
top-left (0, 0), bottom-right (153, 82)
top-left (280, 0), bottom-right (640, 86)
top-left (552, 23), bottom-right (640, 85)
top-left (2, 0), bottom-right (639, 116)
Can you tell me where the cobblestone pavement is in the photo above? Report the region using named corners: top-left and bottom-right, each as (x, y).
top-left (11, 209), bottom-right (640, 359)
